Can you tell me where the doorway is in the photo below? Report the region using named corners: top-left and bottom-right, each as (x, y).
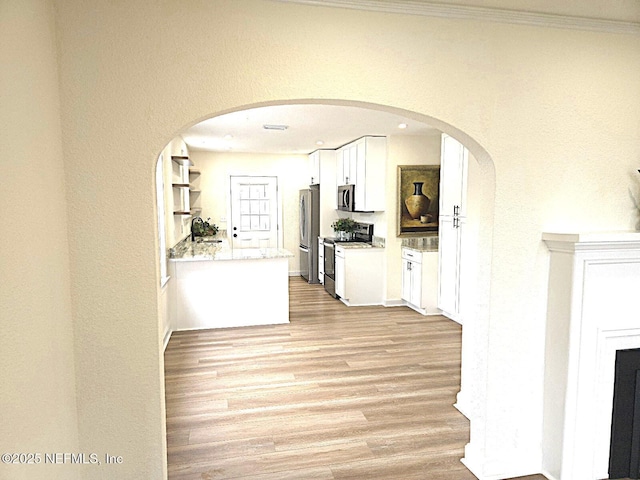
top-left (157, 100), bottom-right (496, 479)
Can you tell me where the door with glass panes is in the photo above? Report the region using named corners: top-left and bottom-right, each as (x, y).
top-left (229, 176), bottom-right (278, 249)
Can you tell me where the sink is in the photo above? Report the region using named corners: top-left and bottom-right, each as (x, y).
top-left (196, 238), bottom-right (222, 243)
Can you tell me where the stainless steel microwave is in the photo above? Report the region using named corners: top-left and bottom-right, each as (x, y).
top-left (337, 184), bottom-right (355, 212)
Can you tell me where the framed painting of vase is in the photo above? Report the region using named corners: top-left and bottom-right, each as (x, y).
top-left (397, 165), bottom-right (440, 237)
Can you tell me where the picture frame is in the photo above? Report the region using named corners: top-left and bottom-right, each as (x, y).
top-left (397, 165), bottom-right (440, 237)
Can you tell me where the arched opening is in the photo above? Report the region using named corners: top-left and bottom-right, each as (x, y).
top-left (156, 99), bottom-right (496, 475)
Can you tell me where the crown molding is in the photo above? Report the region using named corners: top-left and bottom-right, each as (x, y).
top-left (272, 0), bottom-right (640, 35)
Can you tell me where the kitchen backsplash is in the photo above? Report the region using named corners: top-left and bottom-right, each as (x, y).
top-left (401, 236), bottom-right (439, 251)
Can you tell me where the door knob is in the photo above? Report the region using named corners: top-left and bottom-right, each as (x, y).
top-left (233, 233), bottom-right (238, 238)
top-left (233, 226), bottom-right (237, 231)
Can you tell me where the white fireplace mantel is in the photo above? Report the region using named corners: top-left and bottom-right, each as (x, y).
top-left (542, 231), bottom-right (640, 480)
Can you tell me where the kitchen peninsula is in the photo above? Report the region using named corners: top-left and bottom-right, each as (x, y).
top-left (169, 238), bottom-right (293, 330)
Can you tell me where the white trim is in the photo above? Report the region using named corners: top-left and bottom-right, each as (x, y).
top-left (454, 390), bottom-right (473, 420)
top-left (272, 0), bottom-right (640, 35)
top-left (163, 329), bottom-right (172, 351)
top-left (383, 299), bottom-right (406, 307)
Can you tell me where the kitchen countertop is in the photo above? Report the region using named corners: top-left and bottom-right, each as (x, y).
top-left (321, 235), bottom-right (386, 249)
top-left (402, 246), bottom-right (439, 253)
top-left (335, 242), bottom-right (384, 249)
top-left (169, 237), bottom-right (294, 261)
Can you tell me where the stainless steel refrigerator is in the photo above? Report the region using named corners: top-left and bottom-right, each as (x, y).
top-left (299, 185), bottom-right (320, 284)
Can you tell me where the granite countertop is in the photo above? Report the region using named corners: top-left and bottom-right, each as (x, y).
top-left (321, 236), bottom-right (386, 249)
top-left (169, 237), bottom-right (294, 262)
top-left (335, 242), bottom-right (384, 250)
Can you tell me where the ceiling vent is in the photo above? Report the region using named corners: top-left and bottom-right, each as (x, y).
top-left (263, 124), bottom-right (289, 131)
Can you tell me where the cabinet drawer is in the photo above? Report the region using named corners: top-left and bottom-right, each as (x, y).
top-left (335, 246), bottom-right (345, 257)
top-left (401, 248), bottom-right (422, 263)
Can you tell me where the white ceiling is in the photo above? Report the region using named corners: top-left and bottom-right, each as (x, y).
top-left (182, 104), bottom-right (440, 155)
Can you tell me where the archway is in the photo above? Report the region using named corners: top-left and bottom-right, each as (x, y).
top-left (155, 99), bottom-right (496, 473)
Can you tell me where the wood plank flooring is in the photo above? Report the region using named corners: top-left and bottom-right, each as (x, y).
top-left (165, 277), bottom-right (547, 480)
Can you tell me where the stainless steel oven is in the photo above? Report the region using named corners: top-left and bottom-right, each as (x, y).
top-left (323, 239), bottom-right (337, 298)
top-left (322, 222), bottom-right (374, 299)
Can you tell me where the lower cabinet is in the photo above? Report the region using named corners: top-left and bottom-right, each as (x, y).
top-left (335, 245), bottom-right (384, 306)
top-left (438, 216), bottom-right (463, 322)
top-left (401, 247), bottom-right (439, 315)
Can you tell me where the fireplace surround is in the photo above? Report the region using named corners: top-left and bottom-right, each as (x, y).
top-left (542, 232), bottom-right (640, 480)
top-left (609, 348), bottom-right (640, 479)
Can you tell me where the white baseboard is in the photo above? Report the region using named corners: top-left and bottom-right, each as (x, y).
top-left (163, 329), bottom-right (172, 351)
top-left (454, 390), bottom-right (473, 420)
top-left (383, 299), bottom-right (406, 307)
top-left (462, 442), bottom-right (541, 480)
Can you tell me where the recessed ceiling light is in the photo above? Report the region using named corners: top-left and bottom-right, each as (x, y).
top-left (263, 124), bottom-right (289, 131)
top-left (398, 123), bottom-right (408, 129)
top-left (316, 140), bottom-right (324, 146)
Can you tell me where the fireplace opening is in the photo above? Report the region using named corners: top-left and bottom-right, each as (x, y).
top-left (610, 348), bottom-right (640, 480)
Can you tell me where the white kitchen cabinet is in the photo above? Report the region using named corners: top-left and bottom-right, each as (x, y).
top-left (336, 136), bottom-right (386, 212)
top-left (309, 150), bottom-right (320, 185)
top-left (438, 133), bottom-right (468, 324)
top-left (439, 134), bottom-right (468, 218)
top-left (318, 237), bottom-right (324, 284)
top-left (402, 248), bottom-right (440, 315)
top-left (335, 245), bottom-right (384, 306)
top-left (336, 144), bottom-right (357, 186)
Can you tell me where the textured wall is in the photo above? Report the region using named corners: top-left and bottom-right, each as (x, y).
top-left (51, 0), bottom-right (640, 478)
top-left (0, 0), bottom-right (79, 479)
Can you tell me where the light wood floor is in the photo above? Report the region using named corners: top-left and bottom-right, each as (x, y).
top-left (165, 277), bottom-right (548, 480)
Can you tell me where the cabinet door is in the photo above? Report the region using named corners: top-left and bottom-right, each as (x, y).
top-left (440, 134), bottom-right (468, 218)
top-left (337, 147), bottom-right (348, 185)
top-left (309, 151), bottom-right (320, 185)
top-left (401, 258), bottom-right (412, 302)
top-left (438, 216), bottom-right (462, 319)
top-left (410, 261), bottom-right (422, 307)
top-left (402, 259), bottom-right (424, 307)
top-left (353, 141), bottom-right (366, 210)
top-left (335, 254), bottom-right (345, 298)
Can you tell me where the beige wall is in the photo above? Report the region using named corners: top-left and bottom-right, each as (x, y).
top-left (0, 0), bottom-right (79, 479)
top-left (189, 150), bottom-right (309, 272)
top-left (2, 0), bottom-right (633, 478)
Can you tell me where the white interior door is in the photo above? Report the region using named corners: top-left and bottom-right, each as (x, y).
top-left (229, 176), bottom-right (279, 249)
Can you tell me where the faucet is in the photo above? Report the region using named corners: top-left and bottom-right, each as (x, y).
top-left (190, 216), bottom-right (203, 242)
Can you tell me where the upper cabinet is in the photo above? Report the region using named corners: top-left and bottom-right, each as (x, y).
top-left (309, 150), bottom-right (320, 185)
top-left (439, 134), bottom-right (468, 218)
top-left (308, 149), bottom-right (335, 186)
top-left (336, 136), bottom-right (386, 212)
